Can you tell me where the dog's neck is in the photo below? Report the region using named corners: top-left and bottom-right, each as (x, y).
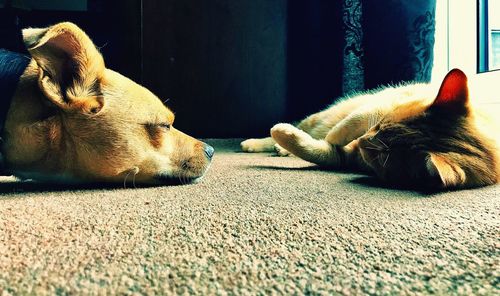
top-left (0, 49), bottom-right (30, 134)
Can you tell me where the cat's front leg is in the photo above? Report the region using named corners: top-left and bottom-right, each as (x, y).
top-left (270, 123), bottom-right (367, 170)
top-left (324, 111), bottom-right (379, 146)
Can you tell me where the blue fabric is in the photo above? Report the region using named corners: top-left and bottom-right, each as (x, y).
top-left (0, 49), bottom-right (30, 133)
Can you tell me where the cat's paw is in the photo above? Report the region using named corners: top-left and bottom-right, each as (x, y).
top-left (270, 123), bottom-right (307, 146)
top-left (241, 139), bottom-right (259, 152)
top-left (271, 123), bottom-right (317, 158)
top-left (274, 144), bottom-right (291, 156)
top-left (270, 123), bottom-right (297, 140)
top-left (241, 138), bottom-right (274, 152)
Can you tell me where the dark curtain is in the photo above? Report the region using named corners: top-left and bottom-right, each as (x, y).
top-left (361, 0), bottom-right (436, 89)
top-left (287, 0), bottom-right (436, 122)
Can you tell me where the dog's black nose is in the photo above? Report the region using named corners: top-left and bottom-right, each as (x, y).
top-left (204, 144), bottom-right (215, 159)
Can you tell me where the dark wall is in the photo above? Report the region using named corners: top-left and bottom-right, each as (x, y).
top-left (1, 1), bottom-right (349, 138)
top-left (286, 1), bottom-right (343, 122)
top-left (142, 0), bottom-right (350, 138)
top-left (0, 0), bottom-right (142, 82)
top-left (143, 0), bottom-right (287, 138)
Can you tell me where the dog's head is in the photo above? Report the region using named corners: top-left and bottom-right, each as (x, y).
top-left (2, 22), bottom-right (213, 184)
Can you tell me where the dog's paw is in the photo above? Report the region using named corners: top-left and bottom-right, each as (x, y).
top-left (274, 144), bottom-right (291, 156)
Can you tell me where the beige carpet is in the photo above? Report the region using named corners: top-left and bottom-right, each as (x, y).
top-left (0, 139), bottom-right (498, 295)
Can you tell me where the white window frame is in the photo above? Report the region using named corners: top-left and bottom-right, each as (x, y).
top-left (432, 0), bottom-right (500, 103)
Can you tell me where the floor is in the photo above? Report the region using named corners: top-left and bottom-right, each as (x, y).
top-left (0, 139), bottom-right (498, 294)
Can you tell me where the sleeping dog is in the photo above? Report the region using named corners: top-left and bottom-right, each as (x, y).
top-left (0, 22), bottom-right (213, 185)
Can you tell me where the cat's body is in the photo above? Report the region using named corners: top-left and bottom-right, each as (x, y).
top-left (242, 69), bottom-right (500, 189)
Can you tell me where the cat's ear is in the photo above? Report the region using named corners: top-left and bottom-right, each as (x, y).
top-left (425, 153), bottom-right (465, 188)
top-left (431, 68), bottom-right (469, 112)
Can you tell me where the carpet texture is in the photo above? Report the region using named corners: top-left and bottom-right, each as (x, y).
top-left (0, 139), bottom-right (498, 295)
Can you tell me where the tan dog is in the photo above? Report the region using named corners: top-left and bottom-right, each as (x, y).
top-left (1, 22), bottom-right (213, 184)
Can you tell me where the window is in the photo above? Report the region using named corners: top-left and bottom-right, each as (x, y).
top-left (433, 0), bottom-right (500, 103)
top-left (478, 0), bottom-right (500, 72)
top-left (491, 28), bottom-right (500, 69)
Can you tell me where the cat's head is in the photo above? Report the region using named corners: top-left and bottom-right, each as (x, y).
top-left (358, 69), bottom-right (497, 189)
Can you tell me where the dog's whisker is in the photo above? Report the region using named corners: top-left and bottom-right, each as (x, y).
top-left (123, 170), bottom-right (131, 189)
top-left (123, 167), bottom-right (139, 189)
top-left (132, 169), bottom-right (139, 189)
top-left (97, 42), bottom-right (108, 50)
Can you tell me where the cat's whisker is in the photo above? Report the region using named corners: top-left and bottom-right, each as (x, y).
top-left (382, 153), bottom-right (390, 168)
top-left (366, 141), bottom-right (384, 150)
top-left (377, 138), bottom-right (389, 149)
top-left (370, 113), bottom-right (376, 129)
top-left (362, 146), bottom-right (384, 151)
top-left (397, 131), bottom-right (421, 137)
top-left (370, 155), bottom-right (381, 166)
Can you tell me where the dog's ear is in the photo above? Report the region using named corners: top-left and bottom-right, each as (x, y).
top-left (22, 22), bottom-right (105, 114)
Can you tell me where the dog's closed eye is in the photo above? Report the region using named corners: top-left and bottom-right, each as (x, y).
top-left (144, 123), bottom-right (171, 148)
top-left (158, 123), bottom-right (171, 130)
top-left (143, 122), bottom-right (171, 131)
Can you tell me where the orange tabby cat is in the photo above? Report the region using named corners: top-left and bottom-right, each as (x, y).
top-left (242, 69), bottom-right (500, 189)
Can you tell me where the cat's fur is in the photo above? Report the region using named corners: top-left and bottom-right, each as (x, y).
top-left (242, 69), bottom-right (500, 189)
